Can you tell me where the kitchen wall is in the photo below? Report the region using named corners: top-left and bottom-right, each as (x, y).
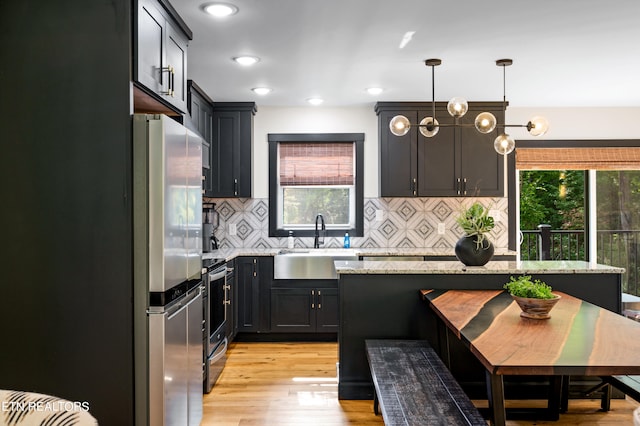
top-left (508, 107), bottom-right (640, 140)
top-left (210, 105), bottom-right (640, 250)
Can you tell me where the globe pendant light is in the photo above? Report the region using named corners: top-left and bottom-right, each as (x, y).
top-left (527, 116), bottom-right (550, 137)
top-left (475, 111), bottom-right (497, 134)
top-left (447, 97), bottom-right (468, 118)
top-left (387, 58), bottom-right (548, 153)
top-left (494, 59), bottom-right (549, 155)
top-left (389, 115), bottom-right (411, 136)
top-left (389, 59), bottom-right (445, 137)
top-left (494, 133), bottom-right (516, 155)
top-left (419, 117), bottom-right (439, 137)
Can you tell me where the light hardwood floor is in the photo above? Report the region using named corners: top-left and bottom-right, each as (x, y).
top-left (202, 342), bottom-right (639, 425)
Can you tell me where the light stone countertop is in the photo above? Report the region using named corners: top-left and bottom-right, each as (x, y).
top-left (203, 246), bottom-right (517, 262)
top-left (334, 260), bottom-right (625, 275)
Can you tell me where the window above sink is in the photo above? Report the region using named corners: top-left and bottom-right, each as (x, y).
top-left (267, 133), bottom-right (365, 238)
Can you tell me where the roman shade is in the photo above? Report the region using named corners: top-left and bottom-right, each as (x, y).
top-left (516, 147), bottom-right (640, 170)
top-left (279, 142), bottom-right (354, 185)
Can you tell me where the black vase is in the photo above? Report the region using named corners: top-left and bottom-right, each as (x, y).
top-left (455, 235), bottom-right (494, 266)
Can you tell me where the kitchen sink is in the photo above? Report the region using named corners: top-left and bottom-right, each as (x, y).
top-left (273, 248), bottom-right (358, 279)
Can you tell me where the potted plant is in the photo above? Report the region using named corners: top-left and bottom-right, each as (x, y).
top-left (454, 202), bottom-right (495, 266)
top-left (503, 275), bottom-right (561, 319)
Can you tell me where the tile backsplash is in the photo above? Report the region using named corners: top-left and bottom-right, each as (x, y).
top-left (207, 197), bottom-right (508, 250)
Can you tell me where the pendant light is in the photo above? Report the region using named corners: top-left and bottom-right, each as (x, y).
top-left (388, 59), bottom-right (549, 156)
top-left (493, 59), bottom-right (549, 155)
top-left (388, 59), bottom-right (498, 138)
top-left (389, 59), bottom-right (445, 138)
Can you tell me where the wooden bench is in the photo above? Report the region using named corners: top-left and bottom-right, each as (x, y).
top-left (365, 339), bottom-right (486, 426)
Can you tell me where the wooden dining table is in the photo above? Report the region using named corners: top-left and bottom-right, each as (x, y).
top-left (421, 289), bottom-right (640, 426)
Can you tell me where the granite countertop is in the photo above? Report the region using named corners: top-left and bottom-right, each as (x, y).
top-left (203, 246), bottom-right (517, 262)
top-left (334, 260), bottom-right (625, 275)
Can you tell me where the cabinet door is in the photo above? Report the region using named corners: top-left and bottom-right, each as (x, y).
top-left (135, 0), bottom-right (188, 113)
top-left (459, 110), bottom-right (504, 197)
top-left (211, 104), bottom-right (254, 198)
top-left (236, 257), bottom-right (261, 332)
top-left (189, 94), bottom-right (201, 132)
top-left (315, 287), bottom-right (339, 331)
top-left (236, 257), bottom-right (271, 333)
top-left (236, 110), bottom-right (252, 198)
top-left (136, 0), bottom-right (164, 94)
top-left (165, 22), bottom-right (188, 113)
top-left (270, 288), bottom-right (315, 332)
top-left (200, 105), bottom-right (212, 144)
top-left (379, 110), bottom-right (418, 197)
top-left (418, 110), bottom-right (458, 196)
top-left (188, 83), bottom-right (214, 196)
top-left (202, 141), bottom-right (212, 196)
top-left (211, 110), bottom-right (242, 197)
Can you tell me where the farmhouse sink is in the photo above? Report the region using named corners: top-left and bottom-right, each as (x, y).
top-left (274, 248), bottom-right (358, 279)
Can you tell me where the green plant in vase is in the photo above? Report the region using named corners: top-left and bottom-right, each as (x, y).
top-left (503, 275), bottom-right (554, 299)
top-left (503, 275), bottom-right (561, 319)
top-left (454, 202), bottom-right (495, 266)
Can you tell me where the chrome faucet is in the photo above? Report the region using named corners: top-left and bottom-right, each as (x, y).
top-left (314, 214), bottom-right (325, 248)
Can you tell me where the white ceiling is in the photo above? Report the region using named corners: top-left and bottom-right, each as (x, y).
top-left (171, 0), bottom-right (640, 108)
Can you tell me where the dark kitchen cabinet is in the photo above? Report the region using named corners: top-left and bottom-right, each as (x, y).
top-left (135, 0), bottom-right (191, 113)
top-left (376, 102), bottom-right (504, 197)
top-left (270, 281), bottom-right (339, 333)
top-left (187, 80), bottom-right (214, 196)
top-left (210, 102), bottom-right (257, 198)
top-left (377, 108), bottom-right (421, 197)
top-left (236, 256), bottom-right (271, 333)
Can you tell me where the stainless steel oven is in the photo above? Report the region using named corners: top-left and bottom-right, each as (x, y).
top-left (203, 258), bottom-right (229, 393)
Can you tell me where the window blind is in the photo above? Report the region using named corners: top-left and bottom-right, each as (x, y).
top-left (516, 147), bottom-right (640, 170)
top-left (279, 142), bottom-right (354, 185)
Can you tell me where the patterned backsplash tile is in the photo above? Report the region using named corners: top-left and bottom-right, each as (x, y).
top-left (205, 197), bottom-right (508, 250)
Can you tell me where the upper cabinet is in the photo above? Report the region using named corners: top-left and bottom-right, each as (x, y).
top-left (187, 80), bottom-right (214, 196)
top-left (376, 102), bottom-right (505, 197)
top-left (210, 102), bottom-right (257, 198)
top-left (135, 0), bottom-right (192, 113)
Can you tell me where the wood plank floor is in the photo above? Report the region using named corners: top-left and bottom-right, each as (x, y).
top-left (202, 342), bottom-right (639, 425)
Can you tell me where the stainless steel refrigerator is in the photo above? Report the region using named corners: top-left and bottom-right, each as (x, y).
top-left (133, 114), bottom-right (203, 426)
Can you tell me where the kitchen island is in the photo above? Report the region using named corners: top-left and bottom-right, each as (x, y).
top-left (334, 260), bottom-right (624, 400)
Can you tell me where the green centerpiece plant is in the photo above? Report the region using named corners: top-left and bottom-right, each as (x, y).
top-left (454, 202), bottom-right (495, 266)
top-left (503, 275), bottom-right (561, 319)
top-left (503, 275), bottom-right (554, 299)
top-left (456, 202), bottom-right (495, 250)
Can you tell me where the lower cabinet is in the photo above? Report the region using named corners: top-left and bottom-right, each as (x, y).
top-left (270, 281), bottom-right (338, 333)
top-left (235, 256), bottom-right (271, 333)
top-left (235, 256), bottom-right (338, 336)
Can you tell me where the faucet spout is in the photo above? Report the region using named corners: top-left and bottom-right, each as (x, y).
top-left (314, 214), bottom-right (325, 248)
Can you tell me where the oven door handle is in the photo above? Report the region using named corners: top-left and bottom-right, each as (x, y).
top-left (208, 267), bottom-right (227, 282)
top-left (210, 337), bottom-right (228, 363)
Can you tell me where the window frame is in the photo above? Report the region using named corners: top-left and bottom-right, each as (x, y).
top-left (268, 133), bottom-right (364, 238)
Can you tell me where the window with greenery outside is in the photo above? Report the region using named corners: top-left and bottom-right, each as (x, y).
top-left (268, 134), bottom-right (364, 238)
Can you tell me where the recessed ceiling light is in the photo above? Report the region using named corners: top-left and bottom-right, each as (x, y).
top-left (252, 87), bottom-right (272, 95)
top-left (232, 56), bottom-right (260, 66)
top-left (367, 87), bottom-right (384, 95)
top-left (306, 97), bottom-right (324, 106)
top-left (202, 2), bottom-right (238, 17)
